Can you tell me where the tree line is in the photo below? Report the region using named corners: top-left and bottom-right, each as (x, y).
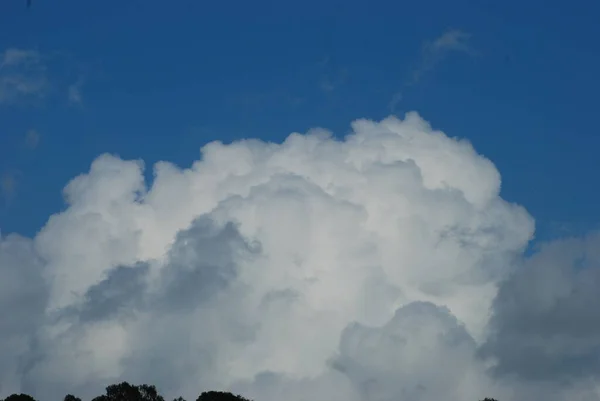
top-left (0, 382), bottom-right (499, 401)
top-left (0, 382), bottom-right (250, 401)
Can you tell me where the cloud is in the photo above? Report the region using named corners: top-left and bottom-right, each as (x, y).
top-left (0, 48), bottom-right (48, 104)
top-left (68, 79), bottom-right (83, 105)
top-left (318, 56), bottom-right (349, 95)
top-left (410, 29), bottom-right (472, 85)
top-left (0, 233), bottom-right (48, 396)
top-left (0, 47), bottom-right (84, 107)
top-left (0, 47), bottom-right (49, 201)
top-left (1, 49), bottom-right (40, 67)
top-left (1, 111), bottom-right (599, 401)
top-left (25, 129), bottom-right (40, 149)
top-left (1, 170), bottom-right (21, 201)
top-left (388, 92), bottom-right (403, 113)
top-left (0, 130), bottom-right (40, 201)
top-left (482, 233), bottom-right (600, 381)
top-left (330, 301), bottom-right (489, 401)
top-left (387, 30), bottom-right (472, 113)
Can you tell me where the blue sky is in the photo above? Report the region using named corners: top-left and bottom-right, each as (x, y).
top-left (1, 0), bottom-right (599, 240)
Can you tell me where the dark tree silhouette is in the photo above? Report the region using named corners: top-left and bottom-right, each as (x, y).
top-left (196, 392), bottom-right (251, 401)
top-left (1, 382), bottom-right (494, 401)
top-left (92, 382), bottom-right (165, 401)
top-left (3, 395), bottom-right (36, 401)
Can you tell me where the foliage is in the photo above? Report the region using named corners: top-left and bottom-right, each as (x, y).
top-left (1, 382), bottom-right (498, 401)
top-left (196, 392), bottom-right (251, 401)
top-left (3, 395), bottom-right (37, 401)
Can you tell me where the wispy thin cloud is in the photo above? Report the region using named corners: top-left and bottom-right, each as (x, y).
top-left (1, 48), bottom-right (40, 67)
top-left (388, 29), bottom-right (473, 113)
top-left (0, 170), bottom-right (21, 202)
top-left (68, 77), bottom-right (84, 105)
top-left (388, 92), bottom-right (403, 114)
top-left (0, 129), bottom-right (40, 202)
top-left (410, 29), bottom-right (472, 85)
top-left (318, 56), bottom-right (349, 95)
top-left (0, 47), bottom-right (76, 204)
top-left (320, 79), bottom-right (336, 94)
top-left (24, 129), bottom-right (40, 149)
top-left (0, 48), bottom-right (48, 104)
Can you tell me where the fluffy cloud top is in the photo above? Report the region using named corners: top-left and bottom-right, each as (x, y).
top-left (1, 112), bottom-right (599, 401)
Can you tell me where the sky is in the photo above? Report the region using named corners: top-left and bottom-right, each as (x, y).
top-left (1, 0), bottom-right (600, 401)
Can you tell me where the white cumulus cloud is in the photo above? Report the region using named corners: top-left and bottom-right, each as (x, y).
top-left (2, 112), bottom-right (599, 401)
